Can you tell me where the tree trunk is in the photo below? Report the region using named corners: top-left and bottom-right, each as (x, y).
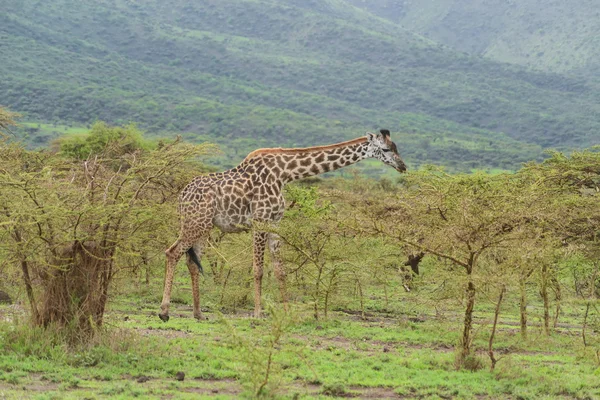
top-left (314, 264), bottom-right (323, 321)
top-left (12, 227), bottom-right (40, 321)
top-left (551, 276), bottom-right (562, 329)
top-left (142, 254), bottom-right (150, 286)
top-left (356, 278), bottom-right (365, 320)
top-left (540, 265), bottom-right (550, 336)
top-left (20, 258), bottom-right (39, 321)
top-left (488, 286), bottom-right (505, 371)
top-left (219, 267), bottom-right (233, 307)
top-left (519, 277), bottom-right (528, 339)
top-left (582, 302), bottom-right (590, 347)
top-left (323, 270), bottom-right (339, 319)
top-left (383, 283), bottom-right (389, 310)
top-left (459, 280), bottom-right (476, 367)
top-left (209, 235), bottom-right (225, 285)
top-left (582, 263), bottom-right (599, 347)
top-left (37, 241), bottom-right (112, 340)
top-left (209, 255), bottom-right (222, 285)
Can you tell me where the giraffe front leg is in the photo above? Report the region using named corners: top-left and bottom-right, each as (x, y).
top-left (268, 233), bottom-right (288, 312)
top-left (253, 231), bottom-right (268, 318)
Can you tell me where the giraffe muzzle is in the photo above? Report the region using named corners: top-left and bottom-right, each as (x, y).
top-left (395, 162), bottom-right (407, 173)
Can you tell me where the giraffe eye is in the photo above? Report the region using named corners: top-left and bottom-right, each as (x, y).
top-left (382, 148), bottom-right (392, 153)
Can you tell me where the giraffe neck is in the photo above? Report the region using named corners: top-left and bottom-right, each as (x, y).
top-left (242, 137), bottom-right (370, 184)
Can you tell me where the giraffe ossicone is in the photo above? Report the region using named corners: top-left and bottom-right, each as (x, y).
top-left (159, 129), bottom-right (406, 321)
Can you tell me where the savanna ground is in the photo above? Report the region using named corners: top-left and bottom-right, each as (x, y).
top-left (1, 262), bottom-right (598, 400)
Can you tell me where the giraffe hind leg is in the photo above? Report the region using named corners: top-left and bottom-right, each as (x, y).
top-left (186, 244), bottom-right (205, 320)
top-left (159, 230), bottom-right (211, 322)
top-left (160, 188), bottom-right (215, 321)
top-left (187, 247), bottom-right (203, 274)
top-left (159, 239), bottom-right (187, 322)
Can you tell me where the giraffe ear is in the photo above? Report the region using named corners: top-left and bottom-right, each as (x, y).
top-left (380, 129), bottom-right (390, 138)
top-left (367, 132), bottom-right (376, 141)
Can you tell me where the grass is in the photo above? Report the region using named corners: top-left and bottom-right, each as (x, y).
top-left (15, 122), bottom-right (89, 148)
top-left (1, 267), bottom-right (599, 399)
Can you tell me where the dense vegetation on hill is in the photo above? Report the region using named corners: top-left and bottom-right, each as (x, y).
top-left (2, 0), bottom-right (599, 171)
top-left (349, 0), bottom-right (600, 75)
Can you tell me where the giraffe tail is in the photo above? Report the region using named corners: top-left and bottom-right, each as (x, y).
top-left (187, 247), bottom-right (203, 274)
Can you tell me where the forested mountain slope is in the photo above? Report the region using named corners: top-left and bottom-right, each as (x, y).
top-left (2, 0), bottom-right (599, 171)
top-left (348, 0), bottom-right (600, 75)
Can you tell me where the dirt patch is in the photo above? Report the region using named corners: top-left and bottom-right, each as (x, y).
top-left (295, 332), bottom-right (562, 360)
top-left (293, 333), bottom-right (456, 355)
top-left (293, 334), bottom-right (372, 353)
top-left (0, 304), bottom-right (26, 323)
top-left (181, 379), bottom-right (402, 398)
top-left (0, 377), bottom-right (60, 393)
top-left (182, 386), bottom-right (241, 396)
top-left (337, 308), bottom-right (584, 333)
top-left (180, 378), bottom-right (242, 396)
top-left (348, 385), bottom-right (403, 399)
top-left (134, 327), bottom-right (191, 339)
top-left (384, 341), bottom-right (455, 353)
top-left (22, 383), bottom-right (61, 392)
top-left (291, 381), bottom-right (405, 399)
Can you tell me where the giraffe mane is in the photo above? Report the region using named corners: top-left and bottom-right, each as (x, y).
top-left (243, 136), bottom-right (368, 161)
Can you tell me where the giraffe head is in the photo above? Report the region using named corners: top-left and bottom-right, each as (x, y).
top-left (366, 129), bottom-right (407, 173)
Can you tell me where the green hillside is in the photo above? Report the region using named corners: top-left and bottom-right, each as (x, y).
top-left (2, 0), bottom-right (599, 171)
top-left (348, 0), bottom-right (600, 75)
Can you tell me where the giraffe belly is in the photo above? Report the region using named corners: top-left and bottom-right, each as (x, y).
top-left (212, 214), bottom-right (251, 233)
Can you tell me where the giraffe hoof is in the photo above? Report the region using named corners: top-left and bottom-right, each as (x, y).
top-left (158, 313), bottom-right (170, 322)
top-left (194, 314), bottom-right (207, 321)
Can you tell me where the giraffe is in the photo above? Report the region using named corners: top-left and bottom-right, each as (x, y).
top-left (159, 129), bottom-right (406, 321)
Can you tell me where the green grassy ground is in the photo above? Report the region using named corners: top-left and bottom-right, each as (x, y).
top-left (15, 122), bottom-right (89, 148)
top-left (1, 271), bottom-right (599, 399)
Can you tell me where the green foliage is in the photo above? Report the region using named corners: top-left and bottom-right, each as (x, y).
top-left (0, 123), bottom-right (213, 338)
top-left (276, 185), bottom-right (399, 320)
top-left (284, 185), bottom-right (332, 218)
top-left (2, 0), bottom-right (599, 172)
top-left (350, 0), bottom-right (600, 74)
top-left (343, 160), bottom-right (600, 367)
top-left (0, 106), bottom-right (19, 135)
top-left (221, 304), bottom-right (293, 398)
top-left (524, 147), bottom-right (600, 192)
top-left (56, 122), bottom-right (153, 159)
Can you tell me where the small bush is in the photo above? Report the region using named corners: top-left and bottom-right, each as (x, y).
top-left (321, 382), bottom-right (348, 396)
top-left (69, 346), bottom-right (109, 367)
top-left (461, 354), bottom-right (485, 372)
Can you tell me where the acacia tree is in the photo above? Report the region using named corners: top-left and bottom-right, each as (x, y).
top-left (522, 149), bottom-right (600, 343)
top-left (352, 170), bottom-right (549, 367)
top-left (511, 236), bottom-right (559, 338)
top-left (273, 186), bottom-right (345, 320)
top-left (0, 124), bottom-right (212, 339)
top-left (0, 107), bottom-right (19, 134)
top-left (271, 185), bottom-right (397, 320)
